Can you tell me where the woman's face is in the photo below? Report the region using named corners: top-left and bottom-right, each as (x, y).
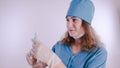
top-left (66, 16), bottom-right (85, 39)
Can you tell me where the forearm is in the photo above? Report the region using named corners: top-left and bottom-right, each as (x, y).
top-left (32, 37), bottom-right (66, 68)
top-left (52, 61), bottom-right (66, 68)
top-left (36, 49), bottom-right (66, 68)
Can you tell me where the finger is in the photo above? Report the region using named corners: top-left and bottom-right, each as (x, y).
top-left (33, 61), bottom-right (47, 68)
top-left (26, 53), bottom-right (33, 65)
top-left (32, 62), bottom-right (41, 68)
top-left (29, 49), bottom-right (38, 63)
top-left (32, 39), bottom-right (39, 49)
top-left (32, 66), bottom-right (40, 68)
top-left (26, 52), bottom-right (33, 60)
top-left (30, 48), bottom-right (37, 57)
top-left (32, 38), bottom-right (38, 45)
top-left (32, 40), bottom-right (37, 49)
top-left (32, 44), bottom-right (38, 50)
top-left (40, 61), bottom-right (48, 67)
top-left (26, 52), bottom-right (37, 65)
top-left (32, 39), bottom-right (36, 45)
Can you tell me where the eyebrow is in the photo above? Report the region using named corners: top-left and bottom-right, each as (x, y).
top-left (71, 16), bottom-right (77, 19)
top-left (66, 16), bottom-right (77, 19)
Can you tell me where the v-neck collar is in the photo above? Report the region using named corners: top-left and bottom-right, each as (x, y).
top-left (67, 44), bottom-right (84, 57)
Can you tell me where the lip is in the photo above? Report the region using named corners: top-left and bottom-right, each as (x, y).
top-left (69, 30), bottom-right (75, 32)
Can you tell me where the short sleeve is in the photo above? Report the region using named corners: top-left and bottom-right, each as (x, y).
top-left (85, 46), bottom-right (107, 68)
top-left (52, 41), bottom-right (61, 53)
top-left (52, 44), bottom-right (56, 52)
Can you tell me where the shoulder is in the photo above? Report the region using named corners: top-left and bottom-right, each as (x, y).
top-left (91, 45), bottom-right (107, 56)
top-left (84, 45), bottom-right (107, 67)
top-left (52, 41), bottom-right (65, 52)
top-left (52, 41), bottom-right (64, 48)
top-left (87, 45), bottom-right (107, 61)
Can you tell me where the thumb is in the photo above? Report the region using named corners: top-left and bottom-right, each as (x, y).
top-left (32, 38), bottom-right (41, 49)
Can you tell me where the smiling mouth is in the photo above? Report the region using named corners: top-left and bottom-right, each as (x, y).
top-left (69, 30), bottom-right (75, 33)
top-left (69, 29), bottom-right (74, 31)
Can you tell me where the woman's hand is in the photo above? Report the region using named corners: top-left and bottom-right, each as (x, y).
top-left (26, 48), bottom-right (47, 68)
top-left (26, 50), bottom-right (37, 66)
top-left (31, 36), bottom-right (66, 68)
top-left (32, 61), bottom-right (47, 68)
top-left (31, 38), bottom-right (67, 68)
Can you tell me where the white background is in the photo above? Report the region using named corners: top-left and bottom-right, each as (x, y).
top-left (0, 0), bottom-right (120, 68)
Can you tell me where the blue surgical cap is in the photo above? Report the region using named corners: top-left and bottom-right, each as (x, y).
top-left (66, 0), bottom-right (95, 24)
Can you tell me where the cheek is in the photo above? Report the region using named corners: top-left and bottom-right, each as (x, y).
top-left (66, 25), bottom-right (69, 31)
top-left (66, 23), bottom-right (69, 29)
top-left (75, 22), bottom-right (82, 30)
top-left (76, 26), bottom-right (83, 34)
top-left (75, 23), bottom-right (81, 30)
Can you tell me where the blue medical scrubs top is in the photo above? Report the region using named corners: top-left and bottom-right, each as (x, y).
top-left (52, 41), bottom-right (107, 68)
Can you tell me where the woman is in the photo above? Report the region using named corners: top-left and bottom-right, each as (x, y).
top-left (26, 0), bottom-right (107, 68)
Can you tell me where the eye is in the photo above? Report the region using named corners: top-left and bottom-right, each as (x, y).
top-left (72, 18), bottom-right (78, 23)
top-left (66, 19), bottom-right (69, 22)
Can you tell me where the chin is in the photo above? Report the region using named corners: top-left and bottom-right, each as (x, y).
top-left (69, 33), bottom-right (77, 38)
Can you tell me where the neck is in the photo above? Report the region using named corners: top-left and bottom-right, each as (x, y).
top-left (75, 39), bottom-right (81, 45)
top-left (72, 42), bottom-right (82, 54)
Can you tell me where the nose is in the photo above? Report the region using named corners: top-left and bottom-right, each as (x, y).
top-left (67, 21), bottom-right (74, 28)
